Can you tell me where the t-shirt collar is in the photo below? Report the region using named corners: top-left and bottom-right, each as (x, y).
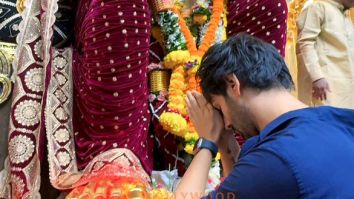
top-left (240, 107), bottom-right (313, 157)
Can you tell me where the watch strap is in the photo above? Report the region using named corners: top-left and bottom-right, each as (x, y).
top-left (196, 138), bottom-right (218, 158)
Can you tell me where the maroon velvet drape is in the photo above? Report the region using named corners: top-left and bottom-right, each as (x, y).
top-left (227, 0), bottom-right (288, 57)
top-left (72, 0), bottom-right (153, 173)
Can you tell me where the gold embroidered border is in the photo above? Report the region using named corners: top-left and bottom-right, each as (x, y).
top-left (45, 47), bottom-right (79, 190)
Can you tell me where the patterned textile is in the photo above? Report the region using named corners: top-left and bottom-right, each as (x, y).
top-left (227, 0), bottom-right (288, 57)
top-left (0, 0), bottom-right (53, 197)
top-left (45, 47), bottom-right (79, 190)
top-left (1, 0), bottom-right (153, 198)
top-left (73, 0), bottom-right (153, 173)
top-left (0, 0), bottom-right (20, 43)
top-left (0, 0), bottom-right (75, 47)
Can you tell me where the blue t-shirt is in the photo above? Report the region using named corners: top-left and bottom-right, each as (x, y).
top-left (204, 106), bottom-right (354, 199)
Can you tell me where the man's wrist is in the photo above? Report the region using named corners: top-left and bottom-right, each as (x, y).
top-left (199, 148), bottom-right (214, 158)
top-left (193, 138), bottom-right (218, 158)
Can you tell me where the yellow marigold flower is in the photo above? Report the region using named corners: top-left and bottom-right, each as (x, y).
top-left (160, 112), bottom-right (188, 137)
top-left (171, 69), bottom-right (184, 77)
top-left (150, 188), bottom-right (172, 199)
top-left (170, 80), bottom-right (185, 89)
top-left (184, 144), bottom-right (194, 154)
top-left (172, 95), bottom-right (185, 104)
top-left (222, 14), bottom-right (227, 42)
top-left (191, 133), bottom-right (199, 140)
top-left (180, 108), bottom-right (187, 116)
top-left (164, 51), bottom-right (191, 69)
top-left (184, 133), bottom-right (192, 141)
top-left (215, 152), bottom-right (221, 161)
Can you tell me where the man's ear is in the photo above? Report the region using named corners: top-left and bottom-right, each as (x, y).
top-left (225, 74), bottom-right (241, 96)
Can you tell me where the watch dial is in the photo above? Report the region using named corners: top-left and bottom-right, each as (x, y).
top-left (197, 139), bottom-right (203, 148)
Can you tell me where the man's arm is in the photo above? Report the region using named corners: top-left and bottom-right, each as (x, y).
top-left (297, 2), bottom-right (325, 82)
top-left (174, 91), bottom-right (224, 198)
top-left (173, 149), bottom-right (213, 198)
top-left (297, 2), bottom-right (331, 100)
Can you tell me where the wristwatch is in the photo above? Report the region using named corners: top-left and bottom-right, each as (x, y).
top-left (193, 138), bottom-right (218, 158)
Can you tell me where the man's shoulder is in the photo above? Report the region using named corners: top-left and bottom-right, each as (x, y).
top-left (242, 106), bottom-right (354, 151)
top-left (251, 106), bottom-right (353, 152)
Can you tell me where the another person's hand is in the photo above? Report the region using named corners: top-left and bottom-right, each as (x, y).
top-left (312, 78), bottom-right (330, 101)
top-left (186, 91), bottom-right (224, 143)
top-left (218, 129), bottom-right (240, 155)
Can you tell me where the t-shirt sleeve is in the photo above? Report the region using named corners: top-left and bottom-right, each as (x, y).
top-left (202, 149), bottom-right (299, 199)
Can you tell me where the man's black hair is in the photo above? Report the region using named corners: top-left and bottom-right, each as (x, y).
top-left (197, 33), bottom-right (294, 102)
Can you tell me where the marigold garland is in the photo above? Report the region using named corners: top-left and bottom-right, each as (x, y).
top-left (175, 0), bottom-right (224, 57)
top-left (158, 0), bottom-right (226, 155)
top-left (163, 50), bottom-right (191, 69)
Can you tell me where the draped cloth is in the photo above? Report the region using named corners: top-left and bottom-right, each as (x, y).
top-left (0, 0), bottom-right (63, 197)
top-left (72, 0), bottom-right (153, 172)
top-left (0, 0), bottom-right (153, 198)
top-left (65, 149), bottom-right (151, 199)
top-left (227, 0), bottom-right (288, 57)
top-left (46, 149), bottom-right (151, 198)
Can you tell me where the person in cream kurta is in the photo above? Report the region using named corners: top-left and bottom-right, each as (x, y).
top-left (296, 0), bottom-right (354, 109)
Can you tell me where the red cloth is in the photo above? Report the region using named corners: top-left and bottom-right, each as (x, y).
top-left (227, 0), bottom-right (288, 57)
top-left (73, 0), bottom-right (153, 173)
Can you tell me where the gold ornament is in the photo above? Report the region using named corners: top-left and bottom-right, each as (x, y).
top-left (150, 0), bottom-right (174, 13)
top-left (16, 0), bottom-right (26, 13)
top-left (0, 42), bottom-right (16, 74)
top-left (0, 74), bottom-right (12, 104)
top-left (0, 42), bottom-right (16, 104)
top-left (149, 69), bottom-right (171, 93)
